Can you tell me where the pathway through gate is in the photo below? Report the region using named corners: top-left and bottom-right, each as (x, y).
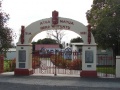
top-left (32, 49), bottom-right (82, 76)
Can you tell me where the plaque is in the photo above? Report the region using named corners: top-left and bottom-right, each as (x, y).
top-left (87, 65), bottom-right (92, 67)
top-left (19, 63), bottom-right (25, 68)
top-left (19, 50), bottom-right (26, 62)
top-left (85, 50), bottom-right (93, 63)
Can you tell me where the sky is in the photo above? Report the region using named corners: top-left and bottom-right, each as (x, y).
top-left (2, 0), bottom-right (93, 44)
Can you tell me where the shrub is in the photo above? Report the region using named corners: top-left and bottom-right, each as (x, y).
top-left (10, 58), bottom-right (16, 71)
top-left (4, 58), bottom-right (16, 72)
top-left (70, 59), bottom-right (82, 70)
top-left (50, 55), bottom-right (82, 70)
top-left (32, 56), bottom-right (41, 69)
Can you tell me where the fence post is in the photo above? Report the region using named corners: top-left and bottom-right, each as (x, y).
top-left (116, 56), bottom-right (120, 78)
top-left (0, 54), bottom-right (4, 73)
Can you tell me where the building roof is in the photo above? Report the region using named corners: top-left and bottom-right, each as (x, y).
top-left (70, 43), bottom-right (83, 45)
top-left (35, 44), bottom-right (60, 50)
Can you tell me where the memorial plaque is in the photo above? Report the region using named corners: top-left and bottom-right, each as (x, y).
top-left (85, 50), bottom-right (93, 63)
top-left (19, 63), bottom-right (25, 68)
top-left (87, 65), bottom-right (92, 67)
top-left (19, 50), bottom-right (26, 62)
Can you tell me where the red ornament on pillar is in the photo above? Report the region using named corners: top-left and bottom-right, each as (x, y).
top-left (21, 26), bottom-right (25, 44)
top-left (52, 10), bottom-right (59, 25)
top-left (87, 24), bottom-right (91, 44)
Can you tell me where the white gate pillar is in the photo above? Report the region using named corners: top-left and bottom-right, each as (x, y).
top-left (14, 44), bottom-right (33, 75)
top-left (116, 56), bottom-right (120, 78)
top-left (80, 44), bottom-right (97, 77)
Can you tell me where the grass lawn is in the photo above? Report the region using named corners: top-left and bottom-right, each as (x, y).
top-left (97, 66), bottom-right (115, 74)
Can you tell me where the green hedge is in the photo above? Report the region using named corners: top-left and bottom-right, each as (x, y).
top-left (4, 59), bottom-right (16, 72)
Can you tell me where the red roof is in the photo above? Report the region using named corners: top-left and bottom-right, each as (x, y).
top-left (35, 44), bottom-right (59, 50)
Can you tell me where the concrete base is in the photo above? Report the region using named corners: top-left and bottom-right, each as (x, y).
top-left (80, 70), bottom-right (97, 77)
top-left (14, 69), bottom-right (33, 76)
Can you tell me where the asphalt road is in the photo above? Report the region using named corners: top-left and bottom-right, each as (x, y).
top-left (0, 74), bottom-right (120, 90)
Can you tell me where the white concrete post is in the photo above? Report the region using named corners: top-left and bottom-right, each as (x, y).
top-left (116, 56), bottom-right (120, 78)
top-left (80, 44), bottom-right (97, 77)
top-left (14, 44), bottom-right (33, 75)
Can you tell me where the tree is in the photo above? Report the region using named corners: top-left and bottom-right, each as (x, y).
top-left (70, 37), bottom-right (83, 43)
top-left (0, 1), bottom-right (13, 54)
top-left (34, 38), bottom-right (57, 44)
top-left (46, 30), bottom-right (65, 44)
top-left (86, 0), bottom-right (120, 55)
top-left (32, 38), bottom-right (64, 49)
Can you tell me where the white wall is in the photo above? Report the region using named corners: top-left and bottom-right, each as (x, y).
top-left (116, 56), bottom-right (120, 78)
top-left (5, 51), bottom-right (16, 60)
top-left (4, 48), bottom-right (16, 60)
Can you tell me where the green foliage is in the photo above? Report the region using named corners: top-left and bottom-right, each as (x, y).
top-left (35, 38), bottom-right (57, 44)
top-left (4, 59), bottom-right (16, 72)
top-left (32, 38), bottom-right (63, 48)
top-left (70, 37), bottom-right (83, 43)
top-left (0, 1), bottom-right (13, 54)
top-left (86, 0), bottom-right (120, 55)
top-left (97, 66), bottom-right (115, 74)
top-left (32, 41), bottom-right (37, 45)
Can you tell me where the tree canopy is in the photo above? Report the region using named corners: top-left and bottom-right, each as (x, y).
top-left (0, 1), bottom-right (13, 54)
top-left (32, 38), bottom-right (57, 44)
top-left (32, 38), bottom-right (64, 49)
top-left (86, 0), bottom-right (120, 55)
top-left (70, 37), bottom-right (83, 43)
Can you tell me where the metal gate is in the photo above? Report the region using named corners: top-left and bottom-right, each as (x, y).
top-left (32, 48), bottom-right (82, 76)
top-left (97, 54), bottom-right (116, 78)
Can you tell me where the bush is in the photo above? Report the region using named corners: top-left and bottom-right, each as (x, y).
top-left (50, 55), bottom-right (82, 70)
top-left (32, 56), bottom-right (41, 69)
top-left (10, 58), bottom-right (16, 71)
top-left (4, 58), bottom-right (16, 72)
top-left (69, 59), bottom-right (82, 70)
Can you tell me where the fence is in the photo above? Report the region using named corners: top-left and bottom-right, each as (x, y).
top-left (32, 49), bottom-right (82, 76)
top-left (97, 54), bottom-right (115, 78)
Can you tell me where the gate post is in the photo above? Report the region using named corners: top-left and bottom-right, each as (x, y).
top-left (0, 55), bottom-right (4, 74)
top-left (14, 44), bottom-right (33, 75)
top-left (80, 44), bottom-right (97, 77)
top-left (116, 56), bottom-right (120, 78)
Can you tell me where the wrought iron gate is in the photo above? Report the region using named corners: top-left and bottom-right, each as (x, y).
top-left (97, 54), bottom-right (116, 78)
top-left (32, 48), bottom-right (82, 76)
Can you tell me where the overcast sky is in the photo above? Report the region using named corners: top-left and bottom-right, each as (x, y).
top-left (2, 0), bottom-right (93, 44)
